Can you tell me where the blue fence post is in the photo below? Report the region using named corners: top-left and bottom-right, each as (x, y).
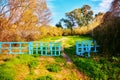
top-left (81, 42), bottom-right (84, 56)
top-left (87, 41), bottom-right (91, 57)
top-left (40, 43), bottom-right (43, 55)
top-left (45, 43), bottom-right (48, 55)
top-left (9, 43), bottom-right (12, 54)
top-left (36, 43), bottom-right (38, 54)
top-left (58, 42), bottom-right (61, 56)
top-left (54, 43), bottom-right (56, 56)
top-left (29, 42), bottom-right (33, 55)
top-left (94, 41), bottom-right (97, 52)
top-left (19, 42), bottom-right (22, 54)
top-left (50, 42), bottom-right (52, 56)
top-left (0, 42), bottom-right (2, 53)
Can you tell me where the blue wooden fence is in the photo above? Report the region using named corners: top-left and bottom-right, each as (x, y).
top-left (0, 42), bottom-right (61, 56)
top-left (0, 42), bottom-right (32, 54)
top-left (33, 42), bottom-right (61, 56)
top-left (76, 40), bottom-right (99, 57)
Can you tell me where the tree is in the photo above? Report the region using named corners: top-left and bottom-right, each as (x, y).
top-left (93, 0), bottom-right (120, 55)
top-left (94, 12), bottom-right (104, 22)
top-left (78, 5), bottom-right (93, 26)
top-left (56, 21), bottom-right (63, 28)
top-left (61, 18), bottom-right (75, 35)
top-left (57, 5), bottom-right (93, 35)
top-left (0, 0), bottom-right (51, 41)
top-left (64, 5), bottom-right (93, 27)
top-left (35, 0), bottom-right (51, 26)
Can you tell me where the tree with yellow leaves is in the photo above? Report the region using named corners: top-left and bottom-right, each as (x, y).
top-left (0, 0), bottom-right (51, 41)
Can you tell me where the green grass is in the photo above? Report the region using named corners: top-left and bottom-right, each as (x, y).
top-left (38, 36), bottom-right (62, 42)
top-left (54, 56), bottom-right (66, 63)
top-left (0, 54), bottom-right (39, 80)
top-left (37, 75), bottom-right (54, 80)
top-left (0, 65), bottom-right (16, 80)
top-left (46, 63), bottom-right (61, 72)
top-left (1, 36), bottom-right (119, 80)
top-left (63, 36), bottom-right (120, 79)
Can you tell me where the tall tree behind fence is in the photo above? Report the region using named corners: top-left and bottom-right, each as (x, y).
top-left (93, 0), bottom-right (120, 56)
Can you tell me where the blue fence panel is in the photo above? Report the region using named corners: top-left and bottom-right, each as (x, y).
top-left (0, 42), bottom-right (31, 54)
top-left (50, 42), bottom-right (61, 56)
top-left (33, 42), bottom-right (61, 56)
top-left (76, 40), bottom-right (99, 57)
top-left (0, 42), bottom-right (62, 56)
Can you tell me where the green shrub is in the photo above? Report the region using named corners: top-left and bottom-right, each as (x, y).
top-left (37, 75), bottom-right (54, 80)
top-left (15, 54), bottom-right (39, 65)
top-left (111, 56), bottom-right (119, 63)
top-left (46, 63), bottom-right (61, 72)
top-left (0, 66), bottom-right (16, 80)
top-left (3, 58), bottom-right (11, 62)
top-left (24, 77), bottom-right (33, 80)
top-left (32, 54), bottom-right (40, 58)
top-left (28, 60), bottom-right (39, 69)
top-left (93, 17), bottom-right (120, 55)
top-left (54, 56), bottom-right (65, 63)
top-left (99, 57), bottom-right (107, 64)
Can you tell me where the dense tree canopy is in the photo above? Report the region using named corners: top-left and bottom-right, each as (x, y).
top-left (57, 5), bottom-right (93, 27)
top-left (56, 5), bottom-right (93, 35)
top-left (0, 0), bottom-right (51, 41)
top-left (93, 0), bottom-right (120, 55)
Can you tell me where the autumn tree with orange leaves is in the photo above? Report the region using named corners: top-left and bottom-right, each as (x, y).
top-left (0, 0), bottom-right (51, 41)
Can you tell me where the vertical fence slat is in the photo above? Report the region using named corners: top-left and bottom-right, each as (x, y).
top-left (45, 43), bottom-right (47, 55)
top-left (9, 43), bottom-right (12, 54)
top-left (36, 43), bottom-right (38, 54)
top-left (54, 46), bottom-right (56, 56)
top-left (19, 42), bottom-right (22, 54)
top-left (50, 42), bottom-right (52, 55)
top-left (94, 41), bottom-right (97, 52)
top-left (29, 42), bottom-right (33, 55)
top-left (58, 43), bottom-right (61, 56)
top-left (40, 43), bottom-right (43, 55)
top-left (0, 42), bottom-right (2, 54)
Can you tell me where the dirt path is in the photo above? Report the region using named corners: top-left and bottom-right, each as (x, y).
top-left (55, 37), bottom-right (87, 80)
top-left (62, 52), bottom-right (72, 64)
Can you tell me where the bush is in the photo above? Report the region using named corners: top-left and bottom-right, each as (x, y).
top-left (37, 75), bottom-right (54, 80)
top-left (99, 57), bottom-right (107, 64)
top-left (0, 65), bottom-right (16, 80)
top-left (93, 17), bottom-right (120, 56)
top-left (16, 54), bottom-right (38, 65)
top-left (28, 60), bottom-right (39, 69)
top-left (54, 56), bottom-right (65, 63)
top-left (63, 29), bottom-right (71, 36)
top-left (46, 63), bottom-right (61, 72)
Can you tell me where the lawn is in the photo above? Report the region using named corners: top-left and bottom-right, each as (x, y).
top-left (63, 36), bottom-right (120, 80)
top-left (0, 36), bottom-right (120, 80)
